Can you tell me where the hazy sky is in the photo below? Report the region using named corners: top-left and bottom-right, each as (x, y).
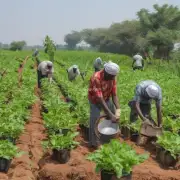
top-left (0, 0), bottom-right (179, 45)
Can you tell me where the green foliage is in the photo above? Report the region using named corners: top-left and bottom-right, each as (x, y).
top-left (0, 51), bottom-right (36, 139)
top-left (157, 131), bottom-right (180, 158)
top-left (43, 132), bottom-right (79, 150)
top-left (87, 140), bottom-right (149, 178)
top-left (65, 4), bottom-right (180, 58)
top-left (10, 41), bottom-right (26, 51)
top-left (43, 35), bottom-right (56, 61)
top-left (0, 140), bottom-right (23, 160)
top-left (64, 31), bottom-right (81, 50)
top-left (41, 79), bottom-right (78, 131)
top-left (163, 117), bottom-right (180, 133)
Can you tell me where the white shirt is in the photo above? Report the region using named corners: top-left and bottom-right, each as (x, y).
top-left (38, 61), bottom-right (54, 75)
top-left (133, 54), bottom-right (143, 67)
top-left (93, 57), bottom-right (102, 69)
top-left (67, 65), bottom-right (80, 80)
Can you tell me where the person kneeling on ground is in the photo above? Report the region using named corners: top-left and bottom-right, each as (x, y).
top-left (37, 61), bottom-right (54, 88)
top-left (67, 65), bottom-right (80, 81)
top-left (128, 80), bottom-right (162, 127)
top-left (132, 53), bottom-right (144, 71)
top-left (93, 57), bottom-right (103, 72)
top-left (88, 61), bottom-right (121, 148)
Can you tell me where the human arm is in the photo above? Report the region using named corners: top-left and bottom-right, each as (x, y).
top-left (92, 78), bottom-right (117, 122)
top-left (134, 101), bottom-right (148, 121)
top-left (156, 102), bottom-right (162, 127)
top-left (112, 95), bottom-right (121, 121)
top-left (98, 97), bottom-right (117, 122)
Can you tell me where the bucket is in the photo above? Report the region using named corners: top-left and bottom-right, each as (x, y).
top-left (140, 121), bottom-right (162, 137)
top-left (95, 115), bottom-right (120, 144)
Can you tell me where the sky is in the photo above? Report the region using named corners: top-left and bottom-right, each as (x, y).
top-left (0, 0), bottom-right (179, 45)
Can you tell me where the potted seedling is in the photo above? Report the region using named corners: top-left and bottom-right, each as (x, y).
top-left (44, 111), bottom-right (77, 136)
top-left (87, 139), bottom-right (149, 180)
top-left (129, 120), bottom-right (141, 142)
top-left (77, 105), bottom-right (90, 141)
top-left (120, 119), bottom-right (131, 140)
top-left (0, 122), bottom-right (24, 144)
top-left (43, 132), bottom-right (79, 164)
top-left (156, 131), bottom-right (180, 168)
top-left (0, 140), bottom-right (23, 173)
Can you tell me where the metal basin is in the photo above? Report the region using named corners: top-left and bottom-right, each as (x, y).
top-left (98, 119), bottom-right (119, 135)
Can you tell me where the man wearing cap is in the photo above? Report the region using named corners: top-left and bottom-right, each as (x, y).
top-left (67, 65), bottom-right (80, 81)
top-left (132, 53), bottom-right (144, 71)
top-left (93, 57), bottom-right (103, 72)
top-left (88, 61), bottom-right (121, 148)
top-left (37, 61), bottom-right (54, 88)
top-left (128, 80), bottom-right (162, 127)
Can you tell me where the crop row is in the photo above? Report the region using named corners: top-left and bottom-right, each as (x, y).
top-left (38, 51), bottom-right (180, 170)
top-left (0, 53), bottom-right (37, 172)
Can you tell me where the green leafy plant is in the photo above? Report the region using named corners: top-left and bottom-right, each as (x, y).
top-left (157, 131), bottom-right (180, 158)
top-left (0, 140), bottom-right (23, 160)
top-left (43, 132), bottom-right (79, 150)
top-left (163, 117), bottom-right (180, 133)
top-left (87, 139), bottom-right (149, 178)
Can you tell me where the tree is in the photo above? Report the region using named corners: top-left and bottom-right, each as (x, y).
top-left (137, 4), bottom-right (180, 59)
top-left (43, 35), bottom-right (56, 61)
top-left (10, 41), bottom-right (26, 51)
top-left (64, 31), bottom-right (81, 49)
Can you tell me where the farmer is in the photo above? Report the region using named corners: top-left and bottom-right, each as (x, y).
top-left (37, 61), bottom-right (54, 88)
top-left (132, 53), bottom-right (144, 71)
top-left (67, 65), bottom-right (80, 81)
top-left (33, 48), bottom-right (39, 57)
top-left (93, 57), bottom-right (103, 72)
top-left (128, 80), bottom-right (162, 127)
top-left (88, 61), bottom-right (121, 148)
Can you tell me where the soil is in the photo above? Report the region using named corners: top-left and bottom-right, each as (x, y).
top-left (0, 59), bottom-right (179, 179)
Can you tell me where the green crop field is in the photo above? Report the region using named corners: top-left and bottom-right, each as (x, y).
top-left (0, 50), bottom-right (179, 179)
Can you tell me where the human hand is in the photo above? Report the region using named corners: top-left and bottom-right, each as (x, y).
top-left (111, 114), bottom-right (119, 123)
top-left (115, 109), bottom-right (121, 119)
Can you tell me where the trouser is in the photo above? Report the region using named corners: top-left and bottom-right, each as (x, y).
top-left (133, 66), bottom-right (143, 71)
top-left (89, 99), bottom-right (115, 147)
top-left (128, 100), bottom-right (151, 123)
top-left (37, 70), bottom-right (47, 88)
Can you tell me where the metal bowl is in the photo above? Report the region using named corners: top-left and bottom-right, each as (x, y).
top-left (97, 119), bottom-right (120, 135)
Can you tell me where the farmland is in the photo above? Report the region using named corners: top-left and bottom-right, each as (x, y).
top-left (0, 50), bottom-right (180, 180)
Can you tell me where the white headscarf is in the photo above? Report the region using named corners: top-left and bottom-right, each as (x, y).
top-left (146, 85), bottom-right (159, 99)
top-left (104, 61), bottom-right (120, 76)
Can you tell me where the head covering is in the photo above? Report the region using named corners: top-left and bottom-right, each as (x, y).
top-left (72, 65), bottom-right (78, 69)
top-left (47, 61), bottom-right (53, 67)
top-left (145, 85), bottom-right (159, 99)
top-left (104, 61), bottom-right (120, 76)
top-left (96, 57), bottom-right (102, 64)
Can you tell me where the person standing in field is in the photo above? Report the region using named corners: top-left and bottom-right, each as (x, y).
top-left (33, 48), bottom-right (39, 57)
top-left (88, 61), bottom-right (121, 148)
top-left (37, 61), bottom-right (54, 88)
top-left (128, 80), bottom-right (162, 127)
top-left (132, 53), bottom-right (144, 71)
top-left (93, 57), bottom-right (103, 72)
top-left (67, 65), bottom-right (80, 81)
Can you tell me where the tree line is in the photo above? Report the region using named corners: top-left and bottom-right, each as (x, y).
top-left (64, 4), bottom-right (180, 59)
